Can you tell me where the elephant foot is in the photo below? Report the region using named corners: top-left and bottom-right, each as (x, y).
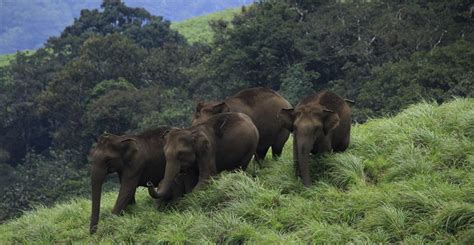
top-left (128, 196), bottom-right (136, 205)
top-left (302, 178), bottom-right (312, 187)
top-left (154, 199), bottom-right (167, 211)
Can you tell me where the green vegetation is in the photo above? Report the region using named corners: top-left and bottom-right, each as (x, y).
top-left (0, 53), bottom-right (14, 67)
top-left (1, 99), bottom-right (473, 243)
top-left (0, 5), bottom-right (239, 63)
top-left (197, 0), bottom-right (473, 121)
top-left (171, 8), bottom-right (242, 44)
top-left (0, 0), bottom-right (472, 227)
top-left (0, 50), bottom-right (34, 67)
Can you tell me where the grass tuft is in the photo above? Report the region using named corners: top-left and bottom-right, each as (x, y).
top-left (435, 202), bottom-right (474, 235)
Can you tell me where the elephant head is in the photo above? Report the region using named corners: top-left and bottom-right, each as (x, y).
top-left (278, 105), bottom-right (339, 186)
top-left (89, 133), bottom-right (139, 234)
top-left (192, 101), bottom-right (230, 125)
top-left (147, 129), bottom-right (197, 198)
top-left (148, 128), bottom-right (211, 198)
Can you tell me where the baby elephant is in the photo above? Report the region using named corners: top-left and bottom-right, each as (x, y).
top-left (192, 87), bottom-right (291, 162)
top-left (279, 90), bottom-right (352, 187)
top-left (148, 112), bottom-right (259, 198)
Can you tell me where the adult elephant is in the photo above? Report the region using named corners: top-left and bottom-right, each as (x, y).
top-left (147, 112), bottom-right (259, 198)
top-left (278, 91), bottom-right (352, 187)
top-left (192, 87), bottom-right (291, 162)
top-left (89, 127), bottom-right (196, 234)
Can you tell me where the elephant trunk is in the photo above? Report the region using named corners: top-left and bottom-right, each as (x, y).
top-left (90, 167), bottom-right (106, 234)
top-left (295, 135), bottom-right (313, 187)
top-left (147, 181), bottom-right (167, 199)
top-left (152, 161), bottom-right (181, 199)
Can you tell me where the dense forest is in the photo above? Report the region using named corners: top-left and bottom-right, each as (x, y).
top-left (0, 0), bottom-right (472, 223)
top-left (0, 0), bottom-right (253, 54)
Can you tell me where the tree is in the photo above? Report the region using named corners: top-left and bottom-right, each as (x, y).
top-left (278, 63), bottom-right (318, 105)
top-left (356, 40), bottom-right (474, 120)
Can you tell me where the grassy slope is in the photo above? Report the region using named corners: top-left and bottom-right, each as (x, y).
top-left (0, 53), bottom-right (15, 67)
top-left (1, 99), bottom-right (473, 243)
top-left (0, 50), bottom-right (34, 67)
top-left (171, 8), bottom-right (241, 44)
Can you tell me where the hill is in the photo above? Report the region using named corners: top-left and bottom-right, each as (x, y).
top-left (0, 53), bottom-right (15, 67)
top-left (171, 8), bottom-right (242, 44)
top-left (0, 50), bottom-right (34, 67)
top-left (0, 0), bottom-right (252, 54)
top-left (1, 99), bottom-right (473, 243)
top-left (0, 8), bottom-right (238, 67)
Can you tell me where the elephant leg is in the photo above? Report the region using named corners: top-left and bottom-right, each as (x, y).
top-left (271, 129), bottom-right (290, 159)
top-left (154, 198), bottom-right (167, 211)
top-left (255, 146), bottom-right (270, 165)
top-left (334, 134), bottom-right (350, 152)
top-left (183, 172), bottom-right (199, 194)
top-left (239, 148), bottom-right (256, 171)
top-left (127, 194), bottom-right (136, 205)
top-left (170, 180), bottom-right (184, 201)
top-left (314, 136), bottom-right (332, 154)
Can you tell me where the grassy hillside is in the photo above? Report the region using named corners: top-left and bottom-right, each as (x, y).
top-left (171, 8), bottom-right (242, 44)
top-left (0, 50), bottom-right (34, 67)
top-left (0, 53), bottom-right (15, 67)
top-left (1, 99), bottom-right (473, 243)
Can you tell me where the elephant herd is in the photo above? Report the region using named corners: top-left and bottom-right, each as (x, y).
top-left (89, 87), bottom-right (353, 234)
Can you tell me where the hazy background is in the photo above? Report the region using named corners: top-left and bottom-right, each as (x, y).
top-left (0, 0), bottom-right (253, 54)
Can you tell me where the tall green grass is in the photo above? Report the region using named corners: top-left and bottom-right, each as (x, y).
top-left (1, 98), bottom-right (473, 243)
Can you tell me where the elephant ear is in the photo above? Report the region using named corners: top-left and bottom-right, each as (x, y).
top-left (323, 108), bottom-right (340, 136)
top-left (192, 131), bottom-right (210, 158)
top-left (97, 132), bottom-right (114, 144)
top-left (211, 102), bottom-right (230, 114)
top-left (119, 138), bottom-right (138, 163)
top-left (161, 129), bottom-right (171, 139)
top-left (278, 108), bottom-right (295, 132)
top-left (161, 127), bottom-right (179, 139)
top-left (212, 114), bottom-right (231, 138)
top-left (196, 101), bottom-right (204, 112)
top-left (192, 130), bottom-right (217, 180)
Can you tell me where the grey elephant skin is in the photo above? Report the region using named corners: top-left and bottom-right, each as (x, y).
top-left (148, 112), bottom-right (259, 198)
top-left (279, 91), bottom-right (352, 187)
top-left (192, 87), bottom-right (291, 162)
top-left (88, 127), bottom-right (196, 234)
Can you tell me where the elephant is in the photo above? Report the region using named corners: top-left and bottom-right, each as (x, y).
top-left (88, 127), bottom-right (197, 234)
top-left (147, 112), bottom-right (259, 198)
top-left (192, 87), bottom-right (291, 162)
top-left (278, 90), bottom-right (352, 187)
